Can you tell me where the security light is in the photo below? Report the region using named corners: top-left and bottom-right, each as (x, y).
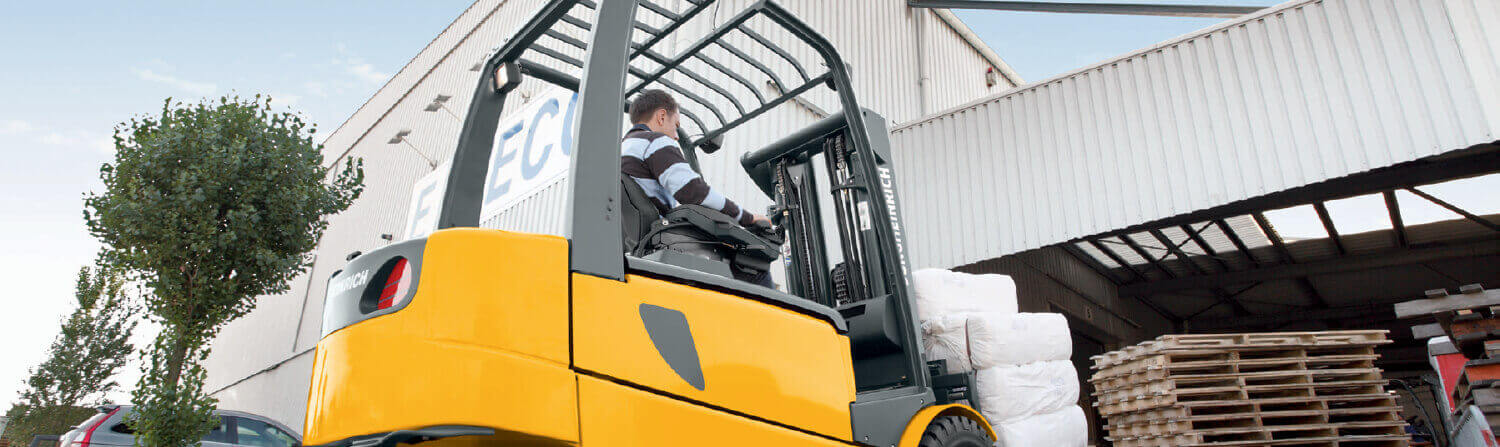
top-left (493, 63), bottom-right (522, 94)
top-left (422, 95), bottom-right (452, 112)
top-left (387, 129), bottom-right (412, 144)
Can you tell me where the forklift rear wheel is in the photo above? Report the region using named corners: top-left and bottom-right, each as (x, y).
top-left (917, 416), bottom-right (992, 447)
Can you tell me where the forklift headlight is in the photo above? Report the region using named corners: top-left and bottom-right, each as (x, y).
top-left (493, 63), bottom-right (522, 94)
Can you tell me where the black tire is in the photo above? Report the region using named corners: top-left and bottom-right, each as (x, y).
top-left (917, 416), bottom-right (993, 447)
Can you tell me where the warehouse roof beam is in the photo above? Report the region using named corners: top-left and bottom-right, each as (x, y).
top-left (1384, 191), bottom-right (1408, 248)
top-left (1407, 187), bottom-right (1500, 234)
top-left (1148, 229), bottom-right (1251, 316)
top-left (1312, 202), bottom-right (1346, 255)
top-left (906, 0), bottom-right (1264, 18)
top-left (1120, 236), bottom-right (1500, 296)
top-left (1061, 243), bottom-right (1179, 322)
top-left (1179, 223), bottom-right (1233, 272)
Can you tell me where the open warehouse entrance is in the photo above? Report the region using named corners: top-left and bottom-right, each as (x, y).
top-left (953, 143), bottom-right (1500, 443)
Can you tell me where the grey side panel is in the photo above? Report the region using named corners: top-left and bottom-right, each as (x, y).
top-left (565, 0), bottom-right (640, 281)
top-left (638, 304), bottom-right (706, 391)
top-left (850, 390), bottom-right (934, 447)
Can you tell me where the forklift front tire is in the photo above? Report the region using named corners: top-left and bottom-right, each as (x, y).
top-left (917, 416), bottom-right (993, 447)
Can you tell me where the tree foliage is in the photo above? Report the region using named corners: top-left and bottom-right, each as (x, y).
top-left (84, 95), bottom-right (363, 447)
top-left (4, 267), bottom-right (138, 445)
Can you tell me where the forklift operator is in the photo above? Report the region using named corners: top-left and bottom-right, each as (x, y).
top-left (620, 89), bottom-right (772, 231)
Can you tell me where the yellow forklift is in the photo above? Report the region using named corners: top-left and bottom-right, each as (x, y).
top-left (304, 0), bottom-right (994, 445)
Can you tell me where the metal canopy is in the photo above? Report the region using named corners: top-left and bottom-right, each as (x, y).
top-left (906, 0), bottom-right (1265, 18)
top-left (441, 0), bottom-right (874, 280)
top-left (495, 0), bottom-right (838, 155)
top-left (1057, 145), bottom-right (1500, 342)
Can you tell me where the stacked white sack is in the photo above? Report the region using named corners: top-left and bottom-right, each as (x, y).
top-left (973, 360), bottom-right (1080, 423)
top-left (994, 405), bottom-right (1087, 447)
top-left (911, 268), bottom-right (1018, 322)
top-left (967, 312), bottom-right (1072, 369)
top-left (920, 314), bottom-right (972, 373)
top-left (912, 268), bottom-right (1018, 373)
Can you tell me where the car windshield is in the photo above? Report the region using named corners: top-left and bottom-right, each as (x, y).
top-left (203, 418), bottom-right (232, 444)
top-left (234, 418), bottom-right (296, 447)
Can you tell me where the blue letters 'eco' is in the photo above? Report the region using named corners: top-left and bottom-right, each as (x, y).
top-left (482, 92), bottom-right (578, 210)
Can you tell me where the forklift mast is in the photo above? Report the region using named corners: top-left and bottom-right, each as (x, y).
top-left (437, 0), bottom-right (940, 440)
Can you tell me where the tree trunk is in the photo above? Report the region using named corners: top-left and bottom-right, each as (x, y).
top-left (162, 329), bottom-right (191, 389)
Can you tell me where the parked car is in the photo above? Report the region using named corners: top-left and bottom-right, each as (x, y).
top-left (58, 406), bottom-right (299, 447)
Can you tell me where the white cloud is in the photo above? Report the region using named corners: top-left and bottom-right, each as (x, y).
top-left (0, 120), bottom-right (33, 135)
top-left (93, 136), bottom-right (116, 154)
top-left (268, 93), bottom-right (303, 107)
top-left (330, 44), bottom-right (389, 85)
top-left (343, 59), bottom-right (389, 84)
top-left (132, 68), bottom-right (217, 96)
top-left (39, 132), bottom-right (73, 146)
top-left (304, 81), bottom-right (330, 98)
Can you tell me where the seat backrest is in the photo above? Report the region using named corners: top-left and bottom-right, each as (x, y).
top-left (620, 176), bottom-right (662, 253)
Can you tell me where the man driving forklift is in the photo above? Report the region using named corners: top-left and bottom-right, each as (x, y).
top-left (620, 89), bottom-right (777, 286)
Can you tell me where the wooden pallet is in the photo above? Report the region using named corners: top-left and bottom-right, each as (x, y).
top-left (1093, 331), bottom-right (1408, 447)
top-left (1111, 434), bottom-right (1410, 447)
top-left (1097, 380), bottom-right (1396, 416)
top-left (1092, 346), bottom-right (1379, 382)
top-left (1105, 395), bottom-right (1402, 430)
top-left (1092, 331), bottom-right (1391, 369)
top-left (1095, 368), bottom-right (1389, 415)
top-left (1109, 421), bottom-right (1409, 447)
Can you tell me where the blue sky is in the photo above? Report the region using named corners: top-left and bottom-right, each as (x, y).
top-left (3, 0), bottom-right (1491, 409)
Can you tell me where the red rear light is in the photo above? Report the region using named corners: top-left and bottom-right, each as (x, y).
top-left (376, 258), bottom-right (412, 310)
top-left (78, 407), bottom-right (120, 447)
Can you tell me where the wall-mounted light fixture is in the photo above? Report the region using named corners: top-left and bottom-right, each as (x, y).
top-left (388, 129), bottom-right (439, 169)
top-left (422, 94), bottom-right (461, 122)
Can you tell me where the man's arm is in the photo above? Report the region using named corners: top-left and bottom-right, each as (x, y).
top-left (640, 135), bottom-right (758, 227)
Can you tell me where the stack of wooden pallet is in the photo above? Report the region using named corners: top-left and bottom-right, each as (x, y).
top-left (1395, 284), bottom-right (1500, 430)
top-left (1091, 330), bottom-right (1410, 447)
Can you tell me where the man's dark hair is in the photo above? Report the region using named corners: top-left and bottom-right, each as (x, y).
top-left (629, 89), bottom-right (678, 124)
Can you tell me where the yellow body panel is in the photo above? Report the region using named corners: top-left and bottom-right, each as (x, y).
top-left (571, 273), bottom-right (856, 441)
top-left (577, 375), bottom-right (851, 446)
top-left (304, 229), bottom-right (576, 446)
top-left (897, 404), bottom-right (995, 447)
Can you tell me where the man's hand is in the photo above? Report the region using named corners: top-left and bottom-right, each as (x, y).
top-left (751, 214), bottom-right (772, 229)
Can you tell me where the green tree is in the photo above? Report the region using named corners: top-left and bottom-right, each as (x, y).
top-left (84, 95), bottom-right (363, 447)
top-left (4, 267), bottom-right (138, 445)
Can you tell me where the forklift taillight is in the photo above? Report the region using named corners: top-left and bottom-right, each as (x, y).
top-left (494, 63), bottom-right (522, 94)
top-left (376, 258), bottom-right (412, 310)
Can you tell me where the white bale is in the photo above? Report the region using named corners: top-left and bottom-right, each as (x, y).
top-left (911, 268), bottom-right (1018, 323)
top-left (994, 405), bottom-right (1087, 447)
top-left (921, 314), bottom-right (971, 373)
top-left (967, 312), bottom-right (1072, 369)
top-left (974, 360), bottom-right (1080, 423)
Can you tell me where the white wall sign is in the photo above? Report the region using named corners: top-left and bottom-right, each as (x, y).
top-left (478, 88), bottom-right (579, 223)
top-left (403, 160), bottom-right (451, 240)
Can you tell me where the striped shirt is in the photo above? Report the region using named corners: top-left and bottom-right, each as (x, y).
top-left (621, 124), bottom-right (754, 226)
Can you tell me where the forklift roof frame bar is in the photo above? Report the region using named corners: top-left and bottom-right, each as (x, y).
top-left (437, 0), bottom-right (884, 280)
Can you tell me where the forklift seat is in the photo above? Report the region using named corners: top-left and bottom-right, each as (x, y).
top-left (620, 176), bottom-right (780, 282)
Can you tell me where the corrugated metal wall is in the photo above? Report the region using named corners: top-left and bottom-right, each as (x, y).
top-left (891, 0), bottom-right (1500, 270)
top-left (204, 0), bottom-right (1011, 427)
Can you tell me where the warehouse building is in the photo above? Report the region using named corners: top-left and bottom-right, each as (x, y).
top-left (203, 0), bottom-right (1499, 442)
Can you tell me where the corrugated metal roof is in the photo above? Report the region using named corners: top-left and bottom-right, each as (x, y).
top-left (891, 0), bottom-right (1499, 269)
